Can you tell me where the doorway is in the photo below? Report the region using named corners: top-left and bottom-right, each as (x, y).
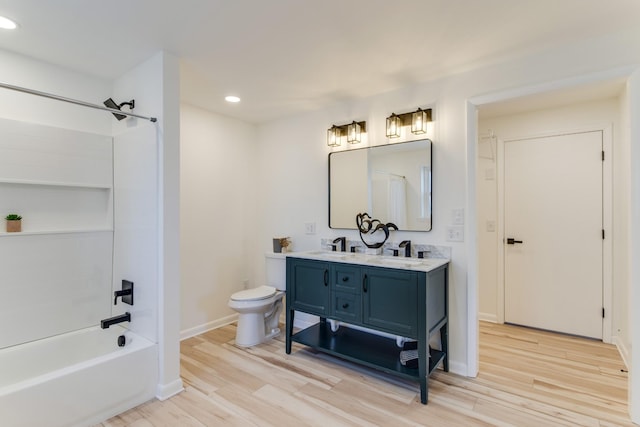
top-left (468, 73), bottom-right (634, 422)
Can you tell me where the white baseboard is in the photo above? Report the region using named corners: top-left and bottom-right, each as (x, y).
top-left (613, 335), bottom-right (630, 370)
top-left (478, 312), bottom-right (498, 323)
top-left (155, 378), bottom-right (184, 401)
top-left (180, 313), bottom-right (239, 341)
top-left (448, 360), bottom-right (468, 377)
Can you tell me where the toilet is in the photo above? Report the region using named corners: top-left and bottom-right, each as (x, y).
top-left (228, 254), bottom-right (286, 347)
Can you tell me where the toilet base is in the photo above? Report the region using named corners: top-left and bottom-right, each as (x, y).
top-left (232, 294), bottom-right (284, 347)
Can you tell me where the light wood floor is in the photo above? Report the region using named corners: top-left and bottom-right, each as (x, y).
top-left (98, 322), bottom-right (633, 426)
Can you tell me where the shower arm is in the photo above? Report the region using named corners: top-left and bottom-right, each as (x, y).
top-left (0, 81), bottom-right (157, 123)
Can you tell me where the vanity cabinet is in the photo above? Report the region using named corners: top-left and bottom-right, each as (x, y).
top-left (285, 255), bottom-right (449, 404)
top-left (288, 258), bottom-right (331, 316)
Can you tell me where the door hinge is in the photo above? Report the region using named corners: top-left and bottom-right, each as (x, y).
top-left (602, 307), bottom-right (605, 318)
top-left (602, 151), bottom-right (605, 161)
top-left (602, 229), bottom-right (605, 239)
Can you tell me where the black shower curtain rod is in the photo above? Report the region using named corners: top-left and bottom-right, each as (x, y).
top-left (0, 81), bottom-right (157, 123)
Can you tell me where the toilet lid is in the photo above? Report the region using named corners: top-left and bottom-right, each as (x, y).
top-left (230, 285), bottom-right (277, 301)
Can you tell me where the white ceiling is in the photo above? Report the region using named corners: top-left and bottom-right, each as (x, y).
top-left (0, 0), bottom-right (639, 123)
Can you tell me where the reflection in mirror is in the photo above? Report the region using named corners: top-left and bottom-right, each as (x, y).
top-left (329, 139), bottom-right (432, 231)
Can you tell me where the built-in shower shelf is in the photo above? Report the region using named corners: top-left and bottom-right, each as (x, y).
top-left (0, 178), bottom-right (111, 189)
top-left (0, 228), bottom-right (113, 237)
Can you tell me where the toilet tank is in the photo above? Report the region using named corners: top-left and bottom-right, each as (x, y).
top-left (265, 253), bottom-right (286, 291)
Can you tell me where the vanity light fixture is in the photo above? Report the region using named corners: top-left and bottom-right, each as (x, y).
top-left (347, 121), bottom-right (362, 144)
top-left (386, 113), bottom-right (402, 138)
top-left (327, 125), bottom-right (341, 147)
top-left (326, 120), bottom-right (366, 147)
top-left (411, 108), bottom-right (429, 135)
top-left (385, 108), bottom-right (433, 138)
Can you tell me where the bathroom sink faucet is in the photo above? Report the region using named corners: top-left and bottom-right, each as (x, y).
top-left (399, 240), bottom-right (411, 257)
top-left (332, 236), bottom-right (346, 252)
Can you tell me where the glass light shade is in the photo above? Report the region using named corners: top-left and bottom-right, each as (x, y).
top-left (411, 109), bottom-right (427, 135)
top-left (347, 121), bottom-right (361, 144)
top-left (327, 125), bottom-right (341, 147)
top-left (386, 114), bottom-right (401, 138)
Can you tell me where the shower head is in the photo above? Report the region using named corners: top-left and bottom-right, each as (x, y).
top-left (103, 97), bottom-right (135, 121)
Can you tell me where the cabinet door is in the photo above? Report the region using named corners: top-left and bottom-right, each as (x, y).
top-left (288, 258), bottom-right (330, 316)
top-left (362, 267), bottom-right (418, 337)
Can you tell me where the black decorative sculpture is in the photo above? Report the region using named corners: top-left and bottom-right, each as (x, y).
top-left (356, 212), bottom-right (398, 249)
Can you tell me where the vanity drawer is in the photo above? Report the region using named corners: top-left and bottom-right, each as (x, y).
top-left (331, 291), bottom-right (360, 322)
top-left (331, 264), bottom-right (361, 294)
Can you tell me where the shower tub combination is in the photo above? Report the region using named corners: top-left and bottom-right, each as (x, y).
top-left (0, 325), bottom-right (157, 427)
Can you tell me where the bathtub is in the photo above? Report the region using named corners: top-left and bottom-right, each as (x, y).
top-left (0, 325), bottom-right (157, 427)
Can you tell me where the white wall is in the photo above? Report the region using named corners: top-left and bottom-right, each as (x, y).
top-left (477, 98), bottom-right (628, 347)
top-left (627, 67), bottom-right (640, 424)
top-left (111, 51), bottom-right (183, 400)
top-left (0, 49), bottom-right (111, 133)
top-left (180, 103), bottom-right (258, 338)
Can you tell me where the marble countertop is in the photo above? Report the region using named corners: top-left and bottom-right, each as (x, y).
top-left (285, 250), bottom-right (449, 272)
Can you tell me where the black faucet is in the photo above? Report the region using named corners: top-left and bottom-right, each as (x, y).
top-left (114, 280), bottom-right (134, 305)
top-left (332, 236), bottom-right (346, 252)
top-left (101, 312), bottom-right (131, 329)
top-left (399, 240), bottom-right (411, 257)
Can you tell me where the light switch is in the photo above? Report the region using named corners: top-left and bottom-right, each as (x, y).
top-left (304, 222), bottom-right (316, 235)
top-left (452, 208), bottom-right (464, 225)
top-left (446, 226), bottom-right (464, 242)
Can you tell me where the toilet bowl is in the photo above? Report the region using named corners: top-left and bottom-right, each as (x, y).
top-left (228, 254), bottom-right (286, 347)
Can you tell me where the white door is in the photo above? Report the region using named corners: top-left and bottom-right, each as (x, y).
top-left (504, 131), bottom-right (603, 339)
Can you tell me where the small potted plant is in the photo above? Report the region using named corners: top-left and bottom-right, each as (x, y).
top-left (272, 237), bottom-right (291, 253)
top-left (5, 214), bottom-right (22, 233)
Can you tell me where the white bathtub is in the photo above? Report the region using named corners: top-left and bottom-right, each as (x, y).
top-left (0, 325), bottom-right (158, 427)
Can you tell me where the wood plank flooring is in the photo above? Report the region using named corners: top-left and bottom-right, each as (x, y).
top-left (97, 322), bottom-right (633, 426)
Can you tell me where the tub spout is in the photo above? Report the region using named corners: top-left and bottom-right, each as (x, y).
top-left (101, 312), bottom-right (131, 329)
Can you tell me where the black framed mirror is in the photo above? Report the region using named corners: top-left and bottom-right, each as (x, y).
top-left (329, 139), bottom-right (432, 231)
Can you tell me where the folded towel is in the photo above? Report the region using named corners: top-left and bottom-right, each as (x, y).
top-left (399, 349), bottom-right (418, 368)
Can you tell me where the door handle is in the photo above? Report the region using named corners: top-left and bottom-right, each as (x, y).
top-left (506, 238), bottom-right (523, 245)
top-left (324, 269), bottom-right (328, 286)
top-left (363, 274), bottom-right (368, 292)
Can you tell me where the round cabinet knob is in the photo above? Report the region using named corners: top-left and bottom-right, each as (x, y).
top-left (342, 303), bottom-right (349, 309)
top-left (342, 277), bottom-right (349, 282)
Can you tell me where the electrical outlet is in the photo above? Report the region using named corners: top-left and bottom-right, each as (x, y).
top-left (304, 222), bottom-right (316, 235)
top-left (446, 226), bottom-right (464, 242)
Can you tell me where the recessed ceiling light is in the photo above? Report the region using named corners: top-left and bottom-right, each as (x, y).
top-left (0, 16), bottom-right (17, 30)
top-left (225, 95), bottom-right (241, 103)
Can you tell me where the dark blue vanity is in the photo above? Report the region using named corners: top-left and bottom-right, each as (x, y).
top-left (285, 251), bottom-right (449, 404)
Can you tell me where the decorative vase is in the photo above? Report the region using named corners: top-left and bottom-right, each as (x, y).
top-left (6, 219), bottom-right (21, 232)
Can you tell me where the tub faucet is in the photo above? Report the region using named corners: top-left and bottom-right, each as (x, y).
top-left (332, 236), bottom-right (346, 252)
top-left (101, 312), bottom-right (131, 329)
top-left (399, 240), bottom-right (411, 257)
top-left (114, 280), bottom-right (134, 305)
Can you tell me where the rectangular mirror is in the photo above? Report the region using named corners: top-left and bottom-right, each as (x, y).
top-left (329, 139), bottom-right (432, 231)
